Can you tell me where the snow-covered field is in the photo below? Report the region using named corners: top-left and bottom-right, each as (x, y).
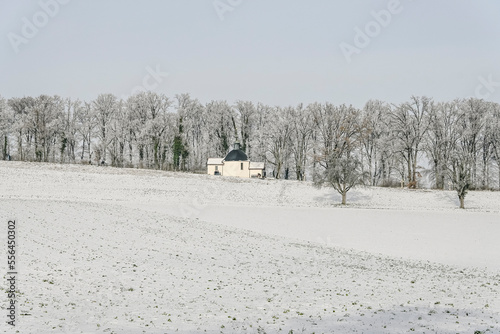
top-left (1, 161), bottom-right (499, 333)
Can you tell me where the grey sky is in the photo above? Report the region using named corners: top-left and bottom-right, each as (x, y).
top-left (1, 0), bottom-right (499, 108)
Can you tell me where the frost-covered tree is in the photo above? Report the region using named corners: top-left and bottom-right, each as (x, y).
top-left (234, 100), bottom-right (256, 155)
top-left (108, 100), bottom-right (129, 167)
top-left (391, 96), bottom-right (431, 188)
top-left (449, 149), bottom-right (473, 209)
top-left (457, 98), bottom-right (487, 189)
top-left (290, 103), bottom-right (312, 181)
top-left (127, 95), bottom-right (147, 167)
top-left (0, 96), bottom-right (13, 160)
top-left (312, 104), bottom-right (360, 166)
top-left (75, 102), bottom-right (95, 163)
top-left (205, 100), bottom-right (237, 158)
top-left (172, 122), bottom-right (188, 171)
top-left (248, 103), bottom-right (271, 166)
top-left (171, 94), bottom-right (201, 171)
top-left (127, 92), bottom-right (172, 169)
top-left (424, 100), bottom-right (460, 189)
top-left (265, 106), bottom-right (293, 179)
top-left (320, 153), bottom-right (365, 205)
top-left (311, 102), bottom-right (336, 165)
top-left (447, 99), bottom-right (490, 208)
top-left (59, 99), bottom-right (79, 163)
top-left (177, 94), bottom-right (205, 170)
top-left (360, 100), bottom-right (391, 186)
top-left (25, 95), bottom-right (65, 162)
top-left (448, 116), bottom-right (472, 208)
top-left (313, 104), bottom-right (364, 205)
top-left (93, 94), bottom-right (117, 164)
top-left (480, 107), bottom-right (495, 190)
top-left (489, 102), bottom-right (500, 190)
top-left (8, 96), bottom-right (35, 161)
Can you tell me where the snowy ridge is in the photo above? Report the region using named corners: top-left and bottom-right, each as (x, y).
top-left (2, 161), bottom-right (500, 213)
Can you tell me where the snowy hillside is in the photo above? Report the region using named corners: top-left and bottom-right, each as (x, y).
top-left (1, 161), bottom-right (499, 333)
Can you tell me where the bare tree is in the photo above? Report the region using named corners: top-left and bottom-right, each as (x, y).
top-left (360, 100), bottom-right (391, 186)
top-left (457, 98), bottom-right (487, 189)
top-left (480, 107), bottom-right (495, 190)
top-left (249, 103), bottom-right (272, 166)
top-left (127, 92), bottom-right (172, 169)
top-left (205, 100), bottom-right (237, 159)
top-left (424, 100), bottom-right (460, 189)
top-left (8, 97), bottom-right (36, 161)
top-left (265, 106), bottom-right (293, 179)
top-left (108, 100), bottom-right (128, 167)
top-left (0, 96), bottom-right (12, 160)
top-left (24, 95), bottom-right (65, 162)
top-left (320, 153), bottom-right (365, 205)
top-left (391, 96), bottom-right (431, 188)
top-left (490, 102), bottom-right (500, 190)
top-left (59, 99), bottom-right (79, 163)
top-left (75, 102), bottom-right (95, 163)
top-left (234, 100), bottom-right (256, 155)
top-left (290, 103), bottom-right (312, 181)
top-left (177, 94), bottom-right (205, 171)
top-left (448, 100), bottom-right (486, 209)
top-left (313, 104), bottom-right (363, 205)
top-left (93, 94), bottom-right (117, 164)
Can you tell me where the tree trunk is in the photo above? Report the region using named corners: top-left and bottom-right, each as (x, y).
top-left (341, 192), bottom-right (346, 205)
top-left (80, 138), bottom-right (85, 161)
top-left (119, 142), bottom-right (124, 168)
top-left (275, 161), bottom-right (282, 179)
top-left (459, 195), bottom-right (465, 209)
top-left (373, 156), bottom-right (378, 186)
top-left (381, 157), bottom-right (387, 186)
top-left (18, 132), bottom-right (23, 161)
top-left (407, 151), bottom-right (412, 184)
top-left (129, 141), bottom-right (133, 166)
top-left (433, 159), bottom-right (439, 189)
top-left (367, 155), bottom-right (373, 186)
top-left (153, 139), bottom-right (159, 169)
top-left (296, 167), bottom-right (302, 181)
top-left (3, 135), bottom-right (7, 160)
top-left (139, 145), bottom-right (144, 167)
top-left (412, 153), bottom-right (417, 184)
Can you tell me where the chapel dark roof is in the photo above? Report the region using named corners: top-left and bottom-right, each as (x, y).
top-left (224, 143), bottom-right (248, 161)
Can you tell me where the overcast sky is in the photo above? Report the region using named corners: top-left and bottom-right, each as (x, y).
top-left (1, 0), bottom-right (499, 108)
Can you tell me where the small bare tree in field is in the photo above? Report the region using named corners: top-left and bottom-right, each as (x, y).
top-left (447, 98), bottom-right (486, 209)
top-left (318, 153), bottom-right (365, 205)
top-left (449, 149), bottom-right (473, 209)
top-left (313, 104), bottom-right (365, 205)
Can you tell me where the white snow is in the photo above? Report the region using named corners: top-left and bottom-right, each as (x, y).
top-left (207, 158), bottom-right (223, 165)
top-left (0, 161), bottom-right (499, 333)
top-left (249, 162), bottom-right (265, 169)
top-left (171, 205), bottom-right (500, 272)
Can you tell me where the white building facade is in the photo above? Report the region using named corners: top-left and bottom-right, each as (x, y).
top-left (207, 143), bottom-right (265, 178)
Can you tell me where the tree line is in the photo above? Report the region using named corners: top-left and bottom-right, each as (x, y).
top-left (0, 93), bottom-right (499, 207)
